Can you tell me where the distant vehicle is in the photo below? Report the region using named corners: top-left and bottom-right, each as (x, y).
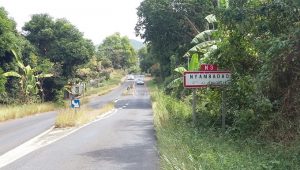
top-left (136, 79), bottom-right (144, 85)
top-left (127, 75), bottom-right (134, 80)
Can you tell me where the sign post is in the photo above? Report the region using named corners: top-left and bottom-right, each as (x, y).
top-left (192, 89), bottom-right (196, 124)
top-left (71, 99), bottom-right (80, 114)
top-left (221, 89), bottom-right (226, 132)
top-left (183, 64), bottom-right (231, 130)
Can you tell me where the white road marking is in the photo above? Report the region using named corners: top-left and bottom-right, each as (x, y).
top-left (114, 98), bottom-right (119, 103)
top-left (0, 109), bottom-right (119, 168)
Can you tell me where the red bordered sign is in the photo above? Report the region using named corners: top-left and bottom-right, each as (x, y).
top-left (184, 71), bottom-right (231, 88)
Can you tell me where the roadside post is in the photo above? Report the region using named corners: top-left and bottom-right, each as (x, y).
top-left (221, 89), bottom-right (226, 132)
top-left (71, 98), bottom-right (80, 114)
top-left (192, 89), bottom-right (196, 124)
top-left (183, 64), bottom-right (231, 130)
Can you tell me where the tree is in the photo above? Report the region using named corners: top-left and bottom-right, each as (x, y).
top-left (23, 15), bottom-right (95, 78)
top-left (0, 68), bottom-right (6, 94)
top-left (97, 33), bottom-right (137, 69)
top-left (138, 46), bottom-right (154, 73)
top-left (135, 0), bottom-right (214, 79)
top-left (0, 7), bottom-right (40, 103)
top-left (23, 14), bottom-right (95, 101)
top-left (3, 50), bottom-right (53, 103)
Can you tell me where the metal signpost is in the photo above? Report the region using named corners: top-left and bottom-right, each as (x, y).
top-left (184, 64), bottom-right (231, 131)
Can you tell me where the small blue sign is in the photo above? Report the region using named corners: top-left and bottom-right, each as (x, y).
top-left (71, 99), bottom-right (80, 108)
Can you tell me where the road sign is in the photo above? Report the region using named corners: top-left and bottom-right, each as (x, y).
top-left (184, 71), bottom-right (231, 88)
top-left (71, 99), bottom-right (80, 108)
top-left (200, 64), bottom-right (218, 71)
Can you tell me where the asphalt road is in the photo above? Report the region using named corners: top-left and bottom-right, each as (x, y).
top-left (0, 81), bottom-right (130, 156)
top-left (0, 111), bottom-right (56, 155)
top-left (1, 80), bottom-right (158, 169)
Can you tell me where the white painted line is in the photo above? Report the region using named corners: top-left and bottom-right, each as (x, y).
top-left (0, 126), bottom-right (54, 168)
top-left (125, 103), bottom-right (129, 106)
top-left (0, 109), bottom-right (119, 168)
top-left (114, 99), bottom-right (119, 103)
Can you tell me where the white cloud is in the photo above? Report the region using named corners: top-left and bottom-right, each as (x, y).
top-left (0, 0), bottom-right (143, 44)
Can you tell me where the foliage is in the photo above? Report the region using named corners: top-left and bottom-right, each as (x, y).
top-left (3, 49), bottom-right (53, 103)
top-left (149, 82), bottom-right (300, 170)
top-left (136, 0), bottom-right (214, 79)
top-left (138, 46), bottom-right (155, 73)
top-left (85, 70), bottom-right (124, 97)
top-left (0, 68), bottom-right (6, 94)
top-left (22, 14), bottom-right (95, 101)
top-left (0, 7), bottom-right (38, 103)
top-left (23, 15), bottom-right (95, 78)
top-left (97, 33), bottom-right (137, 69)
top-left (137, 0), bottom-right (300, 143)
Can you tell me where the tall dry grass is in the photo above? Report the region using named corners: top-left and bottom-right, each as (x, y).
top-left (55, 102), bottom-right (114, 128)
top-left (0, 103), bottom-right (56, 122)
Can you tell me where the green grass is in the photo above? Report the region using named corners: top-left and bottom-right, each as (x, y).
top-left (148, 80), bottom-right (300, 170)
top-left (0, 103), bottom-right (56, 122)
top-left (55, 102), bottom-right (114, 128)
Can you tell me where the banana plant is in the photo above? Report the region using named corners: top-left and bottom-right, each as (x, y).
top-left (3, 49), bottom-right (53, 103)
top-left (168, 53), bottom-right (199, 89)
top-left (185, 14), bottom-right (219, 64)
top-left (169, 14), bottom-right (219, 89)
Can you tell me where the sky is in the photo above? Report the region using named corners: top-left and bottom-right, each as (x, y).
top-left (0, 0), bottom-right (143, 45)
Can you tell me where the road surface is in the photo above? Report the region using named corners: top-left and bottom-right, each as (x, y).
top-left (0, 81), bottom-right (129, 156)
top-left (0, 80), bottom-right (158, 169)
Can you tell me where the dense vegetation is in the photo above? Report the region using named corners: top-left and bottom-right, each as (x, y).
top-left (0, 7), bottom-right (137, 104)
top-left (137, 0), bottom-right (300, 142)
top-left (136, 0), bottom-right (300, 168)
top-left (149, 82), bottom-right (300, 169)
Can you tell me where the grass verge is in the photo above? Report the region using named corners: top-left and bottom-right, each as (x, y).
top-left (55, 102), bottom-right (114, 128)
top-left (85, 70), bottom-right (125, 97)
top-left (0, 103), bottom-right (56, 122)
top-left (148, 80), bottom-right (300, 170)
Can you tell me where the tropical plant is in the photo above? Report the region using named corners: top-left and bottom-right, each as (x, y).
top-left (135, 0), bottom-right (214, 79)
top-left (0, 68), bottom-right (6, 94)
top-left (168, 14), bottom-right (218, 91)
top-left (3, 49), bottom-right (53, 103)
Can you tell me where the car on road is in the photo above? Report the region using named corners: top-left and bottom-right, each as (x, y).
top-left (136, 79), bottom-right (144, 85)
top-left (127, 75), bottom-right (134, 80)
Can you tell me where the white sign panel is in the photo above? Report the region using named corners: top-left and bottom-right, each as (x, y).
top-left (184, 71), bottom-right (231, 88)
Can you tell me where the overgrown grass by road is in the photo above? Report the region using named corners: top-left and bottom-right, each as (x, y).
top-left (85, 70), bottom-right (125, 97)
top-left (55, 102), bottom-right (114, 128)
top-left (0, 103), bottom-right (56, 122)
top-left (148, 80), bottom-right (300, 170)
